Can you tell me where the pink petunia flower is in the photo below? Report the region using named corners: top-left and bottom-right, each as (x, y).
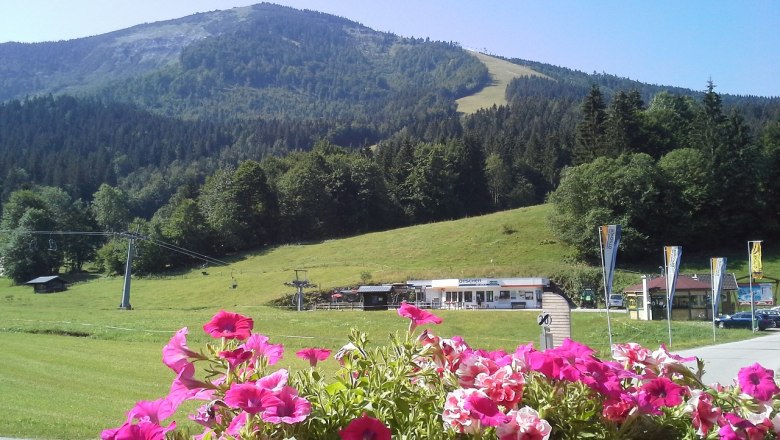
top-left (219, 347), bottom-right (253, 370)
top-left (241, 333), bottom-right (284, 366)
top-left (296, 347), bottom-right (332, 367)
top-left (101, 420), bottom-right (175, 440)
top-left (443, 388), bottom-right (505, 434)
top-left (226, 411), bottom-right (251, 438)
top-left (257, 369), bottom-right (289, 392)
top-left (576, 358), bottom-right (624, 400)
top-left (162, 327), bottom-right (206, 374)
top-left (203, 310), bottom-right (254, 340)
top-left (457, 352), bottom-right (496, 388)
top-left (497, 406), bottom-right (552, 440)
top-left (602, 395), bottom-right (637, 423)
top-left (126, 397), bottom-right (178, 425)
top-left (637, 377), bottom-right (686, 414)
top-left (612, 342), bottom-right (656, 371)
top-left (223, 382), bottom-right (275, 414)
top-left (683, 389), bottom-right (721, 437)
top-left (737, 363), bottom-right (780, 401)
top-left (398, 301), bottom-right (443, 332)
top-left (339, 413), bottom-right (392, 440)
top-left (463, 388), bottom-right (510, 426)
top-left (718, 412), bottom-right (771, 440)
top-left (260, 386), bottom-right (311, 424)
top-left (475, 365), bottom-right (525, 409)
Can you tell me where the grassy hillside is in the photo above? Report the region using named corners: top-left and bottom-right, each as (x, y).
top-left (1, 203), bottom-right (777, 438)
top-left (456, 51), bottom-right (549, 114)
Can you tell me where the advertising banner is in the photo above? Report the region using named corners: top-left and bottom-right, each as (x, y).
top-left (710, 257), bottom-right (727, 317)
top-left (751, 241), bottom-right (763, 280)
top-left (600, 225), bottom-right (621, 296)
top-left (665, 246), bottom-right (682, 304)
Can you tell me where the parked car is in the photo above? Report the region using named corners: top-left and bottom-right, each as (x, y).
top-left (756, 309), bottom-right (780, 326)
top-left (714, 312), bottom-right (775, 330)
top-left (608, 294), bottom-right (624, 309)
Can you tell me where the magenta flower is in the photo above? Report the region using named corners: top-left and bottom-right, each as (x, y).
top-left (576, 358), bottom-right (623, 400)
top-left (296, 347), bottom-right (332, 367)
top-left (602, 395), bottom-right (636, 423)
top-left (463, 389), bottom-right (510, 426)
top-left (737, 362), bottom-right (780, 401)
top-left (257, 369), bottom-right (289, 392)
top-left (683, 389), bottom-right (721, 437)
top-left (637, 377), bottom-right (685, 413)
top-left (398, 301), bottom-right (443, 332)
top-left (226, 411), bottom-right (250, 438)
top-left (260, 386), bottom-right (311, 424)
top-left (101, 420), bottom-right (175, 440)
top-left (241, 333), bottom-right (284, 366)
top-left (718, 412), bottom-right (771, 440)
top-left (162, 327), bottom-right (206, 374)
top-left (338, 413), bottom-right (391, 440)
top-left (443, 388), bottom-right (505, 434)
top-left (203, 310), bottom-right (254, 340)
top-left (218, 347), bottom-right (253, 370)
top-left (476, 365), bottom-right (525, 409)
top-left (126, 397), bottom-right (178, 425)
top-left (496, 406), bottom-right (552, 440)
top-left (223, 382), bottom-right (274, 414)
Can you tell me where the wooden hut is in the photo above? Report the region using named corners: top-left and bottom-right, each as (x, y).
top-left (25, 276), bottom-right (68, 293)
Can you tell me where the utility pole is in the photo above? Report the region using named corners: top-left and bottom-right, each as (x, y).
top-left (284, 269), bottom-right (315, 311)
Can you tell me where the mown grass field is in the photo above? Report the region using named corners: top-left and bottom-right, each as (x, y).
top-left (455, 51), bottom-right (550, 114)
top-left (1, 204), bottom-right (775, 439)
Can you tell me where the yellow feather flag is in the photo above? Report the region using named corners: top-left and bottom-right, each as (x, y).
top-left (751, 242), bottom-right (763, 280)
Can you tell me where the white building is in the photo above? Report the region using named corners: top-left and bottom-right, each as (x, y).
top-left (406, 277), bottom-right (550, 309)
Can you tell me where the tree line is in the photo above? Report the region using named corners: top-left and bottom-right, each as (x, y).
top-left (2, 77), bottom-right (779, 282)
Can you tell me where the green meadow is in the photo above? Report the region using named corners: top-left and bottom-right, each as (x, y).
top-left (0, 204), bottom-right (773, 439)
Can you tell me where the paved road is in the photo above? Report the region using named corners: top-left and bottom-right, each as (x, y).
top-left (677, 329), bottom-right (780, 386)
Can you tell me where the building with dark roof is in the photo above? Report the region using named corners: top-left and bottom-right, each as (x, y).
top-left (622, 274), bottom-right (739, 321)
top-left (25, 276), bottom-right (68, 293)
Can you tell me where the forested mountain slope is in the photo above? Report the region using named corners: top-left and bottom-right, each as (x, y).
top-left (1, 3), bottom-right (780, 282)
top-left (0, 3), bottom-right (489, 123)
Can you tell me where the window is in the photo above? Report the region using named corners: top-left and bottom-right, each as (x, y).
top-left (499, 291), bottom-right (510, 300)
top-left (636, 297), bottom-right (644, 310)
top-left (524, 291), bottom-right (534, 300)
top-left (673, 296), bottom-right (689, 308)
top-left (445, 291), bottom-right (452, 302)
top-left (487, 291), bottom-right (494, 302)
top-left (464, 291), bottom-right (473, 302)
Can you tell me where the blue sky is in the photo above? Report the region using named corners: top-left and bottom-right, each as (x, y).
top-left (1, 0), bottom-right (777, 97)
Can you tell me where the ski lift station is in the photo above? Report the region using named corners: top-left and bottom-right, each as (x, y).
top-left (406, 277), bottom-right (550, 309)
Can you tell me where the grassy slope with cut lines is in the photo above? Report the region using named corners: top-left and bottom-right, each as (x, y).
top-left (456, 51), bottom-right (550, 114)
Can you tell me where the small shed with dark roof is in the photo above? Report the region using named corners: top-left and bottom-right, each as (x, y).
top-left (356, 285), bottom-right (392, 311)
top-left (25, 276), bottom-right (68, 293)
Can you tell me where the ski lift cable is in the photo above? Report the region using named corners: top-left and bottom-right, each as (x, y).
top-left (142, 237), bottom-right (231, 267)
top-left (142, 236), bottom-right (231, 266)
top-left (1, 228), bottom-right (230, 268)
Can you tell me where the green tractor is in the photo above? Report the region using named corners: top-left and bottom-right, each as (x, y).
top-left (580, 288), bottom-right (597, 309)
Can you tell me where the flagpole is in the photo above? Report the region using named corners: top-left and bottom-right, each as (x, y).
top-left (710, 260), bottom-right (716, 342)
top-left (665, 247), bottom-right (672, 346)
top-left (598, 227), bottom-right (614, 349)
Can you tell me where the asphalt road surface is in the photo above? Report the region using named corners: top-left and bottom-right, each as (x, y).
top-left (677, 329), bottom-right (780, 386)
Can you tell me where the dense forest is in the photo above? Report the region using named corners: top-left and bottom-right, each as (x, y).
top-left (1, 3), bottom-right (779, 283)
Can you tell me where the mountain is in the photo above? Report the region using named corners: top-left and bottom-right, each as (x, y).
top-left (0, 3), bottom-right (490, 122)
